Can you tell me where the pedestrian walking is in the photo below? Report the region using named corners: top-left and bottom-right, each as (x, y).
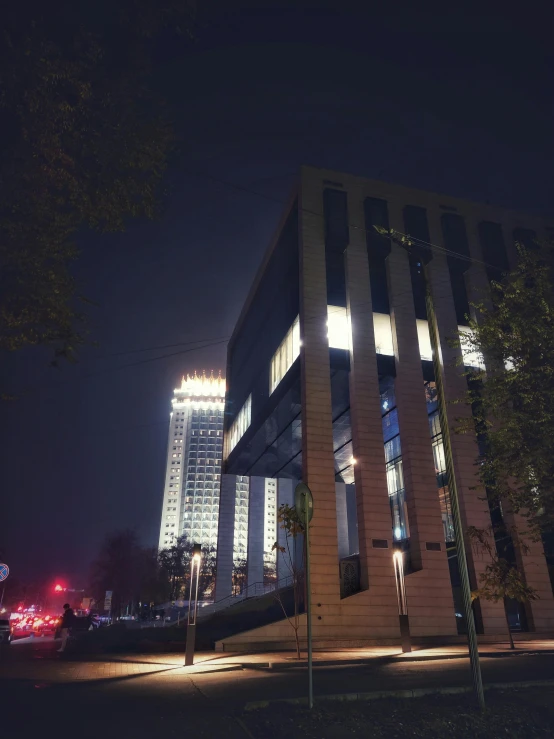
top-left (57, 603), bottom-right (74, 653)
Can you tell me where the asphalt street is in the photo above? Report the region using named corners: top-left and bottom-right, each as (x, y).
top-left (2, 640), bottom-right (554, 738)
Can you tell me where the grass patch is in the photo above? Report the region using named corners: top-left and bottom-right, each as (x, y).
top-left (241, 687), bottom-right (554, 738)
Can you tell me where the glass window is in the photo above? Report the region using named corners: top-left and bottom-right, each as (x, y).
top-left (425, 382), bottom-right (455, 542)
top-left (380, 376), bottom-right (409, 541)
top-left (270, 316), bottom-right (300, 393)
top-left (227, 395), bottom-right (252, 453)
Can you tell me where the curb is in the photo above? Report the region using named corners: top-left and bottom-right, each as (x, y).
top-left (243, 679), bottom-right (554, 711)
top-left (249, 649), bottom-right (554, 671)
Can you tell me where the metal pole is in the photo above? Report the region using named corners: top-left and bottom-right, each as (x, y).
top-left (193, 557), bottom-right (200, 624)
top-left (422, 258), bottom-right (485, 710)
top-left (185, 554), bottom-right (200, 666)
top-left (304, 491), bottom-right (313, 709)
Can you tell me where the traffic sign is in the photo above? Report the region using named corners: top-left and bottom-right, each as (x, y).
top-left (294, 483), bottom-right (313, 523)
top-left (0, 564), bottom-right (9, 582)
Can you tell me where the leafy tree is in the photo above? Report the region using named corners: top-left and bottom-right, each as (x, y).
top-left (158, 537), bottom-right (218, 602)
top-left (272, 503), bottom-right (305, 659)
top-left (198, 545), bottom-right (217, 599)
top-left (0, 0), bottom-right (193, 363)
top-left (468, 526), bottom-right (538, 649)
top-left (90, 529), bottom-right (148, 617)
top-left (158, 535), bottom-right (190, 601)
top-left (231, 558), bottom-right (248, 596)
top-left (457, 243), bottom-right (554, 534)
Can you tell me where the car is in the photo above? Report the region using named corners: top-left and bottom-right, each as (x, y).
top-left (0, 619), bottom-right (12, 645)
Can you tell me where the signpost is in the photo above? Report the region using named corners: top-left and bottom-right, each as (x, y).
top-left (294, 483), bottom-right (314, 709)
top-left (104, 590), bottom-right (113, 614)
top-left (0, 564), bottom-right (8, 609)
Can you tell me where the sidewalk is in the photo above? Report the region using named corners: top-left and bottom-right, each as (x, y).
top-left (3, 637), bottom-right (554, 684)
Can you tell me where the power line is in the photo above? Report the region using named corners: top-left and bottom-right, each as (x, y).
top-left (15, 337), bottom-right (229, 399)
top-left (91, 335), bottom-right (230, 360)
top-left (183, 168), bottom-right (512, 274)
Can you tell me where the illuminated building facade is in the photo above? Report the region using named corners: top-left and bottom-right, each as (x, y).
top-left (158, 371), bottom-right (228, 550)
top-left (214, 165), bottom-right (554, 647)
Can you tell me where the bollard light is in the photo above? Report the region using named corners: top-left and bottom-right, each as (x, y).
top-left (393, 549), bottom-right (411, 653)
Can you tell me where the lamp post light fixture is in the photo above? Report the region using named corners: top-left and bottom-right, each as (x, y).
top-left (393, 549), bottom-right (411, 653)
top-left (185, 543), bottom-right (202, 667)
top-left (375, 226), bottom-right (485, 709)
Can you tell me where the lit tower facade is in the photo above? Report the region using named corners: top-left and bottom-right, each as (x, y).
top-left (158, 371), bottom-right (226, 550)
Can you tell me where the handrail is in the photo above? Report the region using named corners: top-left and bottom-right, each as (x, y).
top-left (197, 574), bottom-right (294, 620)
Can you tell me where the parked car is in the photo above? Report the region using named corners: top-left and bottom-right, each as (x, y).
top-left (0, 619), bottom-right (12, 645)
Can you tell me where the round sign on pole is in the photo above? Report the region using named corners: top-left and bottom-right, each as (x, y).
top-left (0, 564), bottom-right (9, 583)
top-left (294, 483), bottom-right (314, 523)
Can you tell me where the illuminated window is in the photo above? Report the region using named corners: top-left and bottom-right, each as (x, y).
top-left (270, 316), bottom-right (300, 393)
top-left (327, 306), bottom-right (349, 350)
top-left (458, 325), bottom-right (485, 369)
top-left (326, 306), bottom-right (395, 356)
top-left (228, 395), bottom-right (252, 454)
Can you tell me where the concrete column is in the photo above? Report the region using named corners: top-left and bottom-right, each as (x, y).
top-left (501, 221), bottom-right (518, 270)
top-left (343, 185), bottom-right (399, 634)
top-left (425, 209), bottom-right (505, 634)
top-left (335, 483), bottom-right (349, 560)
top-left (276, 478), bottom-right (294, 581)
top-left (214, 474), bottom-right (238, 600)
top-left (380, 202), bottom-right (456, 636)
top-left (298, 167), bottom-right (343, 645)
top-left (247, 476), bottom-right (265, 588)
top-left (463, 214), bottom-right (492, 316)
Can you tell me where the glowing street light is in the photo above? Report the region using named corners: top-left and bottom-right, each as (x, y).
top-left (185, 543), bottom-right (202, 667)
top-left (393, 549), bottom-right (411, 653)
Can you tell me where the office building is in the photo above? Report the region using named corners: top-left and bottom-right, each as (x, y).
top-left (158, 371), bottom-right (228, 550)
top-left (214, 165), bottom-right (554, 648)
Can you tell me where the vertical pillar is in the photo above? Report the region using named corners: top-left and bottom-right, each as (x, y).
top-left (298, 168), bottom-right (342, 630)
top-left (344, 186), bottom-right (398, 632)
top-left (246, 476), bottom-right (265, 588)
top-left (383, 202), bottom-right (456, 635)
top-left (501, 221), bottom-right (518, 270)
top-left (335, 483), bottom-right (349, 560)
top-left (214, 474), bottom-right (238, 600)
top-left (464, 215), bottom-right (492, 316)
top-left (425, 210), bottom-right (505, 634)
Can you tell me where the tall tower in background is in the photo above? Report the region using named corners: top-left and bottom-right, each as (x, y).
top-left (158, 371), bottom-right (225, 550)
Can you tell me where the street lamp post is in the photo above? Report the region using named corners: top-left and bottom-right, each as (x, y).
top-left (185, 543), bottom-right (202, 667)
top-left (393, 550), bottom-right (411, 653)
top-left (377, 227), bottom-right (485, 709)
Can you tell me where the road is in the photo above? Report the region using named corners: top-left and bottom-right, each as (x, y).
top-left (2, 639), bottom-right (554, 738)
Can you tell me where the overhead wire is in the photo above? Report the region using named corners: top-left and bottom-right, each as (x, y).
top-left (182, 168), bottom-right (514, 273)
top-left (12, 168), bottom-right (508, 400)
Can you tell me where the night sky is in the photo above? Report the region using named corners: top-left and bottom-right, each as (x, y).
top-left (1, 4), bottom-right (553, 588)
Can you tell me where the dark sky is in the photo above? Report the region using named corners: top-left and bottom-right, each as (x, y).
top-left (1, 3), bottom-right (553, 588)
